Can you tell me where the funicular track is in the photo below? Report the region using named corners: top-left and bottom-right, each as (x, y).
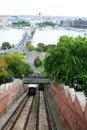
top-left (1, 94), bottom-right (29, 130)
top-left (1, 86), bottom-right (55, 130)
top-left (8, 96), bottom-right (34, 130)
top-left (39, 91), bottom-right (49, 130)
top-left (1, 94), bottom-right (35, 130)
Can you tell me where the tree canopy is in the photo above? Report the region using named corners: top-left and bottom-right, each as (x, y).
top-left (43, 35), bottom-right (87, 86)
top-left (36, 43), bottom-right (46, 52)
top-left (26, 41), bottom-right (35, 51)
top-left (34, 56), bottom-right (41, 67)
top-left (1, 42), bottom-right (12, 50)
top-left (0, 54), bottom-right (33, 84)
top-left (37, 21), bottom-right (55, 27)
top-left (12, 21), bottom-right (30, 27)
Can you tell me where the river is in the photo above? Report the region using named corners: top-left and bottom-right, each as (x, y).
top-left (0, 28), bottom-right (25, 47)
top-left (32, 27), bottom-right (87, 46)
top-left (0, 27), bottom-right (87, 47)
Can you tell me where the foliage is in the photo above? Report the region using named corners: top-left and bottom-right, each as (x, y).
top-left (0, 53), bottom-right (33, 84)
top-left (7, 56), bottom-right (24, 78)
top-left (36, 43), bottom-right (46, 52)
top-left (0, 69), bottom-right (9, 84)
top-left (43, 35), bottom-right (87, 86)
top-left (45, 44), bottom-right (56, 52)
top-left (34, 56), bottom-right (41, 67)
top-left (26, 41), bottom-right (35, 51)
top-left (35, 43), bottom-right (56, 52)
top-left (12, 21), bottom-right (30, 27)
top-left (37, 21), bottom-right (55, 27)
top-left (7, 55), bottom-right (33, 78)
top-left (22, 62), bottom-right (33, 76)
top-left (0, 55), bottom-right (10, 84)
top-left (8, 52), bottom-right (27, 59)
top-left (1, 42), bottom-right (12, 50)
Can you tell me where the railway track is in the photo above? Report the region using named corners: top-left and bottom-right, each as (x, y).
top-left (1, 88), bottom-right (54, 130)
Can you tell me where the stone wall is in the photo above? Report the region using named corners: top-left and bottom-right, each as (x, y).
top-left (50, 83), bottom-right (87, 130)
top-left (0, 79), bottom-right (25, 113)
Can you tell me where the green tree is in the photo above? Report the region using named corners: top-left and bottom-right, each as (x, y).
top-left (7, 55), bottom-right (33, 78)
top-left (37, 21), bottom-right (55, 27)
top-left (0, 54), bottom-right (33, 83)
top-left (12, 21), bottom-right (30, 27)
top-left (36, 43), bottom-right (46, 52)
top-left (26, 41), bottom-right (35, 51)
top-left (22, 62), bottom-right (34, 77)
top-left (0, 56), bottom-right (10, 84)
top-left (34, 56), bottom-right (41, 67)
top-left (43, 35), bottom-right (87, 86)
top-left (1, 42), bottom-right (12, 50)
top-left (7, 56), bottom-right (24, 78)
top-left (45, 44), bottom-right (56, 52)
top-left (0, 69), bottom-right (9, 84)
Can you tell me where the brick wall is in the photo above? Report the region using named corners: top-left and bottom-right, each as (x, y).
top-left (50, 83), bottom-right (87, 130)
top-left (0, 79), bottom-right (25, 113)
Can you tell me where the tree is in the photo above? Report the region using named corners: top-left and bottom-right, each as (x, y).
top-left (7, 55), bottom-right (33, 78)
top-left (0, 53), bottom-right (34, 84)
top-left (26, 41), bottom-right (35, 51)
top-left (45, 44), bottom-right (56, 52)
top-left (12, 21), bottom-right (30, 27)
top-left (22, 62), bottom-right (34, 77)
top-left (1, 42), bottom-right (11, 50)
top-left (43, 35), bottom-right (87, 86)
top-left (7, 56), bottom-right (23, 78)
top-left (0, 69), bottom-right (9, 84)
top-left (37, 21), bottom-right (55, 27)
top-left (36, 43), bottom-right (46, 52)
top-left (34, 56), bottom-right (41, 67)
top-left (0, 55), bottom-right (10, 84)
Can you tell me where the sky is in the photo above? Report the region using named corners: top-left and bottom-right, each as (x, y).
top-left (0, 0), bottom-right (87, 17)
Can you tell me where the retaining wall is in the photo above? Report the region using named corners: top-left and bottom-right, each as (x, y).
top-left (50, 83), bottom-right (87, 130)
top-left (0, 79), bottom-right (25, 113)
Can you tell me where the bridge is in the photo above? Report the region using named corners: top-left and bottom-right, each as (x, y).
top-left (23, 77), bottom-right (50, 84)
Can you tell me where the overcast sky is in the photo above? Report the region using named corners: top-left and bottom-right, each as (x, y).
top-left (0, 0), bottom-right (87, 17)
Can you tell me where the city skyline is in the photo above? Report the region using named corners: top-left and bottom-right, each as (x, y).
top-left (0, 0), bottom-right (87, 17)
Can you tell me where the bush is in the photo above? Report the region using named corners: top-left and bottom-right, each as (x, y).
top-left (34, 56), bottom-right (41, 67)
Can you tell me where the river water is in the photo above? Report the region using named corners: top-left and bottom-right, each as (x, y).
top-left (0, 27), bottom-right (87, 47)
top-left (32, 27), bottom-right (87, 46)
top-left (0, 28), bottom-right (24, 47)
